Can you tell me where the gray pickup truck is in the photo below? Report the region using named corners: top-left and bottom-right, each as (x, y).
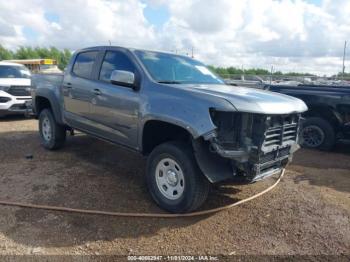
top-left (32, 46), bottom-right (307, 213)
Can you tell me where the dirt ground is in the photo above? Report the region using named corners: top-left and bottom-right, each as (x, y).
top-left (0, 116), bottom-right (349, 256)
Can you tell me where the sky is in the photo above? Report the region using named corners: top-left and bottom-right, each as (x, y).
top-left (0, 0), bottom-right (349, 75)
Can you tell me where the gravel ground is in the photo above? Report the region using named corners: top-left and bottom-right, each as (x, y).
top-left (0, 116), bottom-right (349, 256)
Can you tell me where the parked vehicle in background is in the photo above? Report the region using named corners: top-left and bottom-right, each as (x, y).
top-left (3, 59), bottom-right (62, 74)
top-left (0, 62), bottom-right (32, 117)
top-left (265, 84), bottom-right (350, 150)
top-left (225, 75), bottom-right (266, 88)
top-left (271, 79), bottom-right (303, 86)
top-left (31, 46), bottom-right (307, 213)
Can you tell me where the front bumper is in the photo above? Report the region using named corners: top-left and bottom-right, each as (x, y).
top-left (212, 143), bottom-right (295, 182)
top-left (0, 90), bottom-right (32, 116)
top-left (202, 112), bottom-right (302, 183)
top-left (246, 145), bottom-right (297, 182)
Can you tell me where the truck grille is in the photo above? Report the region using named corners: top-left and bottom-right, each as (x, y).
top-left (246, 113), bottom-right (300, 181)
top-left (7, 86), bottom-right (31, 97)
top-left (259, 146), bottom-right (291, 164)
top-left (263, 123), bottom-right (298, 147)
top-left (262, 115), bottom-right (299, 150)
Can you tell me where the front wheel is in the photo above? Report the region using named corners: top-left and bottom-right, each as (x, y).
top-left (146, 141), bottom-right (210, 213)
top-left (39, 109), bottom-right (66, 150)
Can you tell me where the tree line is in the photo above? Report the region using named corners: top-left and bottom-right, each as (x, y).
top-left (0, 45), bottom-right (72, 70)
top-left (0, 45), bottom-right (345, 77)
top-left (207, 65), bottom-right (316, 77)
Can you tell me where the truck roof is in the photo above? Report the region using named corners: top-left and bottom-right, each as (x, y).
top-left (77, 46), bottom-right (188, 57)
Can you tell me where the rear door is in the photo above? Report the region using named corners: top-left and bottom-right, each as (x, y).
top-left (88, 49), bottom-right (141, 149)
top-left (62, 50), bottom-right (99, 130)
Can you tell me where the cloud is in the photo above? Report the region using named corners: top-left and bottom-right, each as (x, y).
top-left (0, 18), bottom-right (17, 37)
top-left (155, 0), bottom-right (350, 75)
top-left (0, 0), bottom-right (349, 75)
top-left (0, 0), bottom-right (155, 50)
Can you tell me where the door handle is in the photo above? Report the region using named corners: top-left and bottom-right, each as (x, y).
top-left (64, 82), bottom-right (72, 89)
top-left (93, 88), bottom-right (101, 95)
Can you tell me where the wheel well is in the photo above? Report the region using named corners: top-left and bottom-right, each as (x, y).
top-left (142, 120), bottom-right (192, 155)
top-left (35, 96), bottom-right (52, 115)
top-left (304, 105), bottom-right (340, 131)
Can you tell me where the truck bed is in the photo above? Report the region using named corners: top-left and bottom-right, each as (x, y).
top-left (31, 73), bottom-right (64, 90)
top-left (27, 74), bottom-right (64, 116)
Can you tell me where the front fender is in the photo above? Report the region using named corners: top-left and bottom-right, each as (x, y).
top-left (139, 85), bottom-right (236, 141)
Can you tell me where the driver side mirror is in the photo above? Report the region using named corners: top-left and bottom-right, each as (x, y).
top-left (110, 70), bottom-right (137, 89)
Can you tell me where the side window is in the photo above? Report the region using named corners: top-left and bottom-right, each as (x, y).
top-left (72, 51), bottom-right (98, 79)
top-left (99, 51), bottom-right (136, 82)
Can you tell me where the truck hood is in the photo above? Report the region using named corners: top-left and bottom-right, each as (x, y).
top-left (0, 78), bottom-right (31, 86)
top-left (179, 84), bottom-right (308, 114)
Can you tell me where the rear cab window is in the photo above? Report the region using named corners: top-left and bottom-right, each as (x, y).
top-left (72, 51), bottom-right (98, 79)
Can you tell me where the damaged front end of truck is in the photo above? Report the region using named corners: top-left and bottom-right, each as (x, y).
top-left (193, 110), bottom-right (303, 183)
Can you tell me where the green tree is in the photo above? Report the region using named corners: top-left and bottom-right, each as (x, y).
top-left (227, 67), bottom-right (243, 75)
top-left (0, 45), bottom-right (13, 60)
top-left (14, 46), bottom-right (38, 59)
top-left (273, 71), bottom-right (283, 76)
top-left (0, 45), bottom-right (72, 71)
top-left (34, 47), bottom-right (50, 58)
top-left (59, 48), bottom-right (72, 70)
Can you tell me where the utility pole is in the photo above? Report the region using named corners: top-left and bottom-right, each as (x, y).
top-left (191, 46), bottom-right (194, 58)
top-left (342, 40), bottom-right (347, 79)
top-left (270, 65), bottom-right (274, 85)
top-left (108, 40), bottom-right (112, 46)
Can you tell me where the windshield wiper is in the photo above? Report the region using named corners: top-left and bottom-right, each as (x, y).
top-left (157, 80), bottom-right (182, 84)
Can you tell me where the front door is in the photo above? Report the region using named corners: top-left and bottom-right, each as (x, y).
top-left (89, 50), bottom-right (141, 149)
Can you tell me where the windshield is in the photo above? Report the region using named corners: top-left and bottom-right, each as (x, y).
top-left (0, 65), bottom-right (31, 79)
top-left (135, 50), bottom-right (223, 84)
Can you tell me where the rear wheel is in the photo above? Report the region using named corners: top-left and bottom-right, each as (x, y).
top-left (146, 141), bottom-right (210, 213)
top-left (39, 109), bottom-right (66, 150)
top-left (301, 117), bottom-right (335, 150)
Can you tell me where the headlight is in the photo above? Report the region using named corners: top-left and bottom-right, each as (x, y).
top-left (0, 97), bottom-right (11, 103)
top-left (209, 110), bottom-right (243, 148)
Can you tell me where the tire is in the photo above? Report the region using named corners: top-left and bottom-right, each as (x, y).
top-left (146, 141), bottom-right (210, 213)
top-left (39, 108), bottom-right (66, 150)
top-left (300, 117), bottom-right (335, 150)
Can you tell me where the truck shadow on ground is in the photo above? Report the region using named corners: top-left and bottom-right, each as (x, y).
top-left (1, 131), bottom-right (242, 248)
top-left (0, 115), bottom-right (33, 122)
